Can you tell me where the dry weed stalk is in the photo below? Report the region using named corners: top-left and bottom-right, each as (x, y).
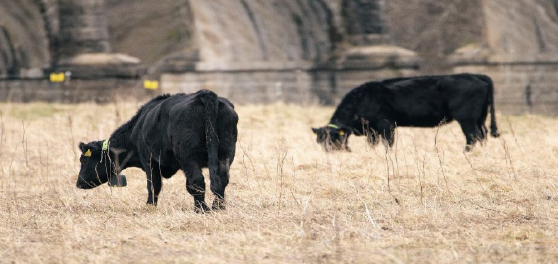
top-left (433, 118), bottom-right (452, 197)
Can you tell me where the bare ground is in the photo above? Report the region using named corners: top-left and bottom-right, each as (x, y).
top-left (1, 102), bottom-right (557, 263)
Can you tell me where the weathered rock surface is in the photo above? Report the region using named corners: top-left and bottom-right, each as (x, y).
top-left (57, 0), bottom-right (111, 57)
top-left (0, 0), bottom-right (557, 111)
top-left (0, 0), bottom-right (50, 78)
top-left (483, 0), bottom-right (558, 56)
top-left (105, 0), bottom-right (196, 66)
top-left (188, 0), bottom-right (335, 69)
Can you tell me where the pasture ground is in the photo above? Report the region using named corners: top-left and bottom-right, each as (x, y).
top-left (0, 101), bottom-right (557, 263)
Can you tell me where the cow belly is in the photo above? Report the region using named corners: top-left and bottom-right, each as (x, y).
top-left (394, 114), bottom-right (452, 127)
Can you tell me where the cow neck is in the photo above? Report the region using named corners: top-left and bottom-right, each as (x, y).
top-left (106, 122), bottom-right (139, 170)
top-left (329, 96), bottom-right (357, 129)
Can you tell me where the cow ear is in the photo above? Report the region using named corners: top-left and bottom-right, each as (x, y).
top-left (78, 142), bottom-right (87, 152)
top-left (340, 126), bottom-right (352, 135)
top-left (312, 128), bottom-right (320, 134)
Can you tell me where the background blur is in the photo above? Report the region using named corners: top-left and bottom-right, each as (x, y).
top-left (0, 0), bottom-right (557, 114)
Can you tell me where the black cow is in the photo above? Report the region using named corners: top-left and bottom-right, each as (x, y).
top-left (312, 74), bottom-right (500, 151)
top-left (76, 90), bottom-right (238, 213)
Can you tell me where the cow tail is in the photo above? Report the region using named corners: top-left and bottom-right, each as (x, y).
top-left (485, 76), bottom-right (500, 137)
top-left (200, 90), bottom-right (220, 186)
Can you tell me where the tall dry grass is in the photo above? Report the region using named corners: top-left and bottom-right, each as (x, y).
top-left (0, 101), bottom-right (557, 263)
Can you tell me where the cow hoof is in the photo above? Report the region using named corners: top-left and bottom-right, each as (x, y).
top-left (194, 207), bottom-right (211, 214)
top-left (194, 202), bottom-right (211, 214)
top-left (464, 145), bottom-right (472, 152)
top-left (146, 198), bottom-right (158, 206)
top-left (212, 199), bottom-right (226, 210)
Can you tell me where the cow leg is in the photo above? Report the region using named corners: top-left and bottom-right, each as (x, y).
top-left (479, 124), bottom-right (488, 144)
top-left (366, 129), bottom-right (379, 146)
top-left (143, 162), bottom-right (163, 206)
top-left (458, 119), bottom-right (481, 151)
top-left (183, 162), bottom-right (210, 213)
top-left (210, 159), bottom-right (230, 210)
top-left (376, 122), bottom-right (395, 148)
top-left (476, 113), bottom-right (488, 143)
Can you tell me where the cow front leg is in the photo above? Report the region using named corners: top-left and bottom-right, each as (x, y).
top-left (210, 159), bottom-right (230, 210)
top-left (376, 122), bottom-right (395, 148)
top-left (144, 164), bottom-right (163, 206)
top-left (184, 162), bottom-right (210, 213)
top-left (365, 129), bottom-right (379, 146)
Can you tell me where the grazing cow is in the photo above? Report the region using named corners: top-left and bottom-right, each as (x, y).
top-left (76, 90), bottom-right (238, 213)
top-left (312, 74), bottom-right (500, 151)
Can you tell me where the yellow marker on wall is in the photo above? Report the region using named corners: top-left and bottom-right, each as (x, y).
top-left (49, 73), bottom-right (65, 82)
top-left (144, 80), bottom-right (159, 90)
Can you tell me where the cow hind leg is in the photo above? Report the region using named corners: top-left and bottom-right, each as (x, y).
top-left (479, 124), bottom-right (488, 144)
top-left (458, 119), bottom-right (482, 151)
top-left (210, 158), bottom-right (231, 210)
top-left (183, 162), bottom-right (210, 213)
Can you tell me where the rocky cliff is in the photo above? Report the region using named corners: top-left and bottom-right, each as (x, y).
top-left (483, 0), bottom-right (558, 56)
top-left (0, 0), bottom-right (50, 78)
top-left (189, 0), bottom-right (335, 68)
top-left (3, 0), bottom-right (558, 75)
top-left (0, 0), bottom-right (558, 111)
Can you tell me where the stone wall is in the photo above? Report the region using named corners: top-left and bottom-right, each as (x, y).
top-left (161, 66), bottom-right (418, 105)
top-left (162, 46), bottom-right (419, 104)
top-left (0, 79), bottom-right (150, 103)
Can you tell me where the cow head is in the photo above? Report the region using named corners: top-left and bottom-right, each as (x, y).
top-left (76, 140), bottom-right (113, 189)
top-left (311, 124), bottom-right (351, 152)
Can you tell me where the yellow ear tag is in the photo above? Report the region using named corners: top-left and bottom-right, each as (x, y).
top-left (84, 149), bottom-right (92, 157)
top-left (339, 130), bottom-right (345, 136)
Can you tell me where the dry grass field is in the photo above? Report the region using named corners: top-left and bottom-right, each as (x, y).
top-left (0, 101), bottom-right (557, 263)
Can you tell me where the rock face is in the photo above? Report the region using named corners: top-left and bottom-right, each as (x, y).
top-left (482, 0), bottom-right (558, 55)
top-left (188, 0), bottom-right (335, 68)
top-left (452, 0), bottom-right (558, 115)
top-left (343, 0), bottom-right (384, 35)
top-left (57, 0), bottom-right (111, 58)
top-left (0, 0), bottom-right (557, 112)
top-left (386, 0), bottom-right (485, 57)
top-left (0, 0), bottom-right (50, 78)
top-left (105, 0), bottom-right (196, 66)
top-left (54, 0), bottom-right (144, 79)
top-left (161, 0), bottom-right (418, 104)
